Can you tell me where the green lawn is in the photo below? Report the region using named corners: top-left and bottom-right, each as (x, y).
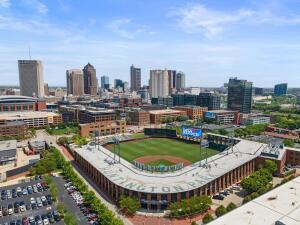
top-left (106, 138), bottom-right (219, 164)
top-left (46, 126), bottom-right (78, 135)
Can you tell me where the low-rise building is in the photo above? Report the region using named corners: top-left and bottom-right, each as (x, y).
top-left (28, 140), bottom-right (47, 155)
top-left (173, 106), bottom-right (208, 119)
top-left (0, 121), bottom-right (28, 138)
top-left (148, 109), bottom-right (187, 124)
top-left (0, 111), bottom-right (62, 128)
top-left (241, 114), bottom-right (271, 125)
top-left (0, 140), bottom-right (17, 166)
top-left (204, 110), bottom-right (240, 124)
top-left (79, 120), bottom-right (126, 137)
top-left (265, 126), bottom-right (299, 141)
top-left (126, 108), bottom-right (150, 126)
top-left (0, 95), bottom-right (46, 112)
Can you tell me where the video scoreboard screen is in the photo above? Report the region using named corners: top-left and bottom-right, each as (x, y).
top-left (181, 127), bottom-right (202, 138)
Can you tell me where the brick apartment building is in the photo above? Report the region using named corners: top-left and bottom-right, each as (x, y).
top-left (80, 120), bottom-right (126, 137)
top-left (0, 121), bottom-right (28, 138)
top-left (126, 108), bottom-right (150, 126)
top-left (149, 109), bottom-right (187, 124)
top-left (173, 106), bottom-right (208, 120)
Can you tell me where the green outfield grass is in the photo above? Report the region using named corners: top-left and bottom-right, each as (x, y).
top-left (106, 138), bottom-right (219, 164)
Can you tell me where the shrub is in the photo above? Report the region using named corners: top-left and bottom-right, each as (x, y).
top-left (202, 213), bottom-right (214, 224)
top-left (226, 202), bottom-right (237, 212)
top-left (215, 205), bottom-right (227, 217)
top-left (119, 196), bottom-right (141, 215)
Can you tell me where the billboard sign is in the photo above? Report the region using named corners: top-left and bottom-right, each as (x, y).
top-left (182, 127), bottom-right (202, 138)
top-left (205, 111), bottom-right (216, 119)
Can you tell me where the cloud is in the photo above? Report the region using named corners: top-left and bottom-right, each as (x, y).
top-left (171, 4), bottom-right (300, 37)
top-left (23, 0), bottom-right (48, 14)
top-left (107, 18), bottom-right (146, 39)
top-left (0, 0), bottom-right (10, 8)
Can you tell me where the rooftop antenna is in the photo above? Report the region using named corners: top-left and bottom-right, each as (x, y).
top-left (28, 46), bottom-right (31, 60)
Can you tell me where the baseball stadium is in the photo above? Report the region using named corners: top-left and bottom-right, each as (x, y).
top-left (73, 127), bottom-right (297, 211)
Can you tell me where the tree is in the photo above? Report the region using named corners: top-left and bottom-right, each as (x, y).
top-left (119, 196), bottom-right (141, 215)
top-left (226, 202), bottom-right (237, 212)
top-left (283, 139), bottom-right (295, 147)
top-left (202, 213), bottom-right (214, 224)
top-left (263, 160), bottom-right (277, 174)
top-left (215, 205), bottom-right (227, 217)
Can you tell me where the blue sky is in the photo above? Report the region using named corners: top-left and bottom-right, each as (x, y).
top-left (1, 0), bottom-right (300, 87)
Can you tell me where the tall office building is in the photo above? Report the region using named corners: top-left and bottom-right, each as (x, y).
top-left (168, 70), bottom-right (176, 95)
top-left (18, 60), bottom-right (44, 97)
top-left (150, 69), bottom-right (169, 98)
top-left (130, 65), bottom-right (141, 91)
top-left (197, 93), bottom-right (221, 110)
top-left (114, 79), bottom-right (124, 89)
top-left (274, 83), bottom-right (287, 96)
top-left (83, 63), bottom-right (98, 95)
top-left (101, 76), bottom-right (109, 89)
top-left (227, 77), bottom-right (252, 113)
top-left (66, 69), bottom-right (84, 96)
top-left (175, 72), bottom-right (186, 90)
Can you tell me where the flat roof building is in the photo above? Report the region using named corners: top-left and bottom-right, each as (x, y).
top-left (0, 111), bottom-right (62, 128)
top-left (0, 140), bottom-right (17, 166)
top-left (209, 176), bottom-right (300, 225)
top-left (148, 109), bottom-right (187, 124)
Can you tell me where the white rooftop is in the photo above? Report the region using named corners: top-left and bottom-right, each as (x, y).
top-left (0, 140), bottom-right (17, 151)
top-left (209, 176), bottom-right (300, 225)
top-left (0, 111), bottom-right (59, 120)
top-left (74, 139), bottom-right (264, 194)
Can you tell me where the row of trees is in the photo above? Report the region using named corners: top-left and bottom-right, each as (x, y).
top-left (57, 135), bottom-right (88, 147)
top-left (273, 114), bottom-right (300, 130)
top-left (168, 195), bottom-right (212, 218)
top-left (160, 116), bottom-right (189, 123)
top-left (30, 147), bottom-right (124, 225)
top-left (49, 147), bottom-right (124, 225)
top-left (234, 124), bottom-right (268, 138)
top-left (241, 160), bottom-right (277, 203)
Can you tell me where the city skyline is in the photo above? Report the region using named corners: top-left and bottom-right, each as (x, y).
top-left (1, 0), bottom-right (300, 87)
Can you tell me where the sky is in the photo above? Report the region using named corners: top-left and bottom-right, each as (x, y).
top-left (1, 0), bottom-right (300, 88)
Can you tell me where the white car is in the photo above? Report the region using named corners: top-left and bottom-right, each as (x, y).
top-left (8, 208), bottom-right (13, 215)
top-left (30, 197), bottom-right (36, 204)
top-left (43, 218), bottom-right (49, 225)
top-left (20, 205), bottom-right (26, 212)
top-left (41, 196), bottom-right (47, 202)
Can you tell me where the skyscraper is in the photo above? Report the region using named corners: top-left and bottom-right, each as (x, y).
top-left (168, 70), bottom-right (176, 95)
top-left (83, 63), bottom-right (98, 95)
top-left (114, 79), bottom-right (124, 89)
top-left (227, 77), bottom-right (252, 113)
top-left (18, 60), bottom-right (44, 97)
top-left (175, 71), bottom-right (186, 90)
top-left (66, 69), bottom-right (84, 96)
top-left (130, 65), bottom-right (141, 91)
top-left (100, 76), bottom-right (109, 89)
top-left (274, 83), bottom-right (287, 96)
top-left (150, 69), bottom-right (169, 98)
top-left (197, 93), bottom-right (221, 110)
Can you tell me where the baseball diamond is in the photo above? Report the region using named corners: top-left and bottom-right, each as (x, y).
top-left (105, 137), bottom-right (219, 165)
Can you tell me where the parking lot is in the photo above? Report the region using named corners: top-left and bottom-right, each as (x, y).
top-left (0, 176), bottom-right (63, 225)
top-left (211, 184), bottom-right (246, 210)
top-left (53, 175), bottom-right (101, 225)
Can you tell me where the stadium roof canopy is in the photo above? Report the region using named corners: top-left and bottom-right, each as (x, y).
top-left (74, 138), bottom-right (264, 194)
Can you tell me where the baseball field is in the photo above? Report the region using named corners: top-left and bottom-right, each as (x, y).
top-left (106, 138), bottom-right (219, 166)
